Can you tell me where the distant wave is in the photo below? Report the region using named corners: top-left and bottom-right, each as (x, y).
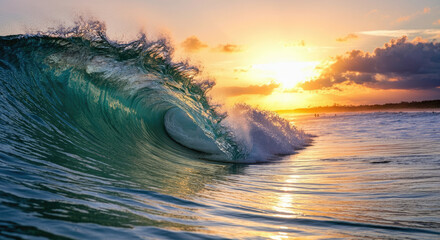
top-left (0, 20), bottom-right (310, 164)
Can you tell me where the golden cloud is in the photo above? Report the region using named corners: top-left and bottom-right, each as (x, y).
top-left (181, 36), bottom-right (208, 52)
top-left (217, 82), bottom-right (280, 97)
top-left (336, 33), bottom-right (358, 42)
top-left (213, 44), bottom-right (242, 53)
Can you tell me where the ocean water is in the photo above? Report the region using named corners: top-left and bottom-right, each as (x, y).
top-left (1, 22), bottom-right (440, 239)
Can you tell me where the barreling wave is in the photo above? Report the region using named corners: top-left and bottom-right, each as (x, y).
top-left (0, 20), bottom-right (310, 164)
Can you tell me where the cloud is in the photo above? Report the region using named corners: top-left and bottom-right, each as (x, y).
top-left (336, 33), bottom-right (358, 42)
top-left (359, 29), bottom-right (440, 38)
top-left (213, 44), bottom-right (242, 53)
top-left (394, 7), bottom-right (430, 23)
top-left (411, 36), bottom-right (429, 43)
top-left (300, 36), bottom-right (440, 91)
top-left (180, 38), bottom-right (243, 53)
top-left (433, 19), bottom-right (440, 25)
top-left (233, 67), bottom-right (250, 73)
top-left (217, 82), bottom-right (280, 97)
top-left (181, 36), bottom-right (208, 52)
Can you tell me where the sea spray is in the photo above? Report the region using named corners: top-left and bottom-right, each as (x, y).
top-left (224, 104), bottom-right (312, 162)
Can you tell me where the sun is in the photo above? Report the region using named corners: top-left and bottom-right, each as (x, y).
top-left (252, 61), bottom-right (320, 89)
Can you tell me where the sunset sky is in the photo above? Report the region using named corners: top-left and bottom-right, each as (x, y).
top-left (1, 0), bottom-right (440, 109)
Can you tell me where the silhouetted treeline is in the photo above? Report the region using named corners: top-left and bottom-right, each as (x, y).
top-left (278, 99), bottom-right (440, 113)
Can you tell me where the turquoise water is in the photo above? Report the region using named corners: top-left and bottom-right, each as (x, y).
top-left (1, 22), bottom-right (440, 239)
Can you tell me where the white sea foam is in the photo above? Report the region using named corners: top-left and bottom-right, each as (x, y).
top-left (224, 104), bottom-right (312, 163)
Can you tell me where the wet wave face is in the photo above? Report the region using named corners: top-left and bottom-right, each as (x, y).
top-left (0, 20), bottom-right (312, 239)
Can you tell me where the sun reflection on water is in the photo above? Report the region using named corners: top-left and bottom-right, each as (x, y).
top-left (272, 174), bottom-right (302, 218)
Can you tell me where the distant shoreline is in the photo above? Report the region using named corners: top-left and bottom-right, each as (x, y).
top-left (277, 99), bottom-right (440, 114)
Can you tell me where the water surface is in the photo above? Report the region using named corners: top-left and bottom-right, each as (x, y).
top-left (2, 111), bottom-right (439, 239)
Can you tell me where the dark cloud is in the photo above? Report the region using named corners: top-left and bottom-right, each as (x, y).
top-left (336, 33), bottom-right (358, 42)
top-left (181, 36), bottom-right (208, 52)
top-left (300, 36), bottom-right (440, 91)
top-left (218, 82), bottom-right (280, 97)
top-left (214, 44), bottom-right (242, 53)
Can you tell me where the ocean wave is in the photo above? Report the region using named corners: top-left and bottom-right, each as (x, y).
top-left (0, 19), bottom-right (310, 164)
